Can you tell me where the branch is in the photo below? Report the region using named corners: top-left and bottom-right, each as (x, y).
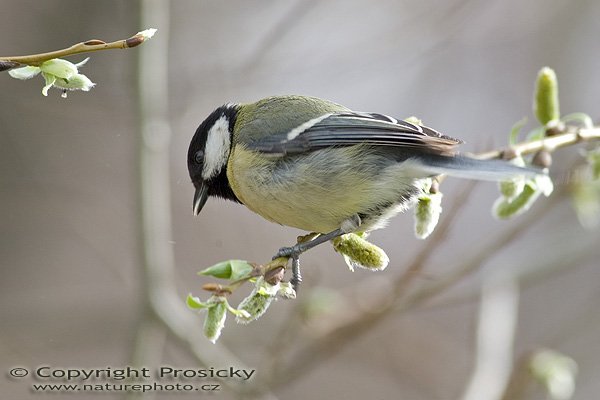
top-left (474, 126), bottom-right (600, 160)
top-left (128, 3), bottom-right (277, 398)
top-left (0, 29), bottom-right (156, 70)
top-left (461, 276), bottom-right (519, 400)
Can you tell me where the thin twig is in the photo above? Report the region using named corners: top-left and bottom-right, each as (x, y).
top-left (0, 30), bottom-right (155, 68)
top-left (474, 126), bottom-right (600, 160)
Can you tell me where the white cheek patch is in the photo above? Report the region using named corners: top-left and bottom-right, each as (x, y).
top-left (202, 116), bottom-right (231, 179)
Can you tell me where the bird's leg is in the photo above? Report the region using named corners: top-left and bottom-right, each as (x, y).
top-left (289, 256), bottom-right (301, 291)
top-left (273, 215), bottom-right (362, 291)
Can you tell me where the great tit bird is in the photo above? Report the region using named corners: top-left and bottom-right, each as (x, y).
top-left (188, 95), bottom-right (536, 286)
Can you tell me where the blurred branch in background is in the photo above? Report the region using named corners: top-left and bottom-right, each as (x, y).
top-left (462, 275), bottom-right (519, 400)
top-left (129, 0), bottom-right (275, 399)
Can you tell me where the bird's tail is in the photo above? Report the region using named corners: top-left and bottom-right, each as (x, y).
top-left (411, 154), bottom-right (543, 181)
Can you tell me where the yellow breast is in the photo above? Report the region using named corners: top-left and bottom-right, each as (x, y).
top-left (227, 146), bottom-right (382, 233)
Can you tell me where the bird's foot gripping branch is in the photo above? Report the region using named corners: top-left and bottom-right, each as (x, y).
top-left (189, 67), bottom-right (600, 343)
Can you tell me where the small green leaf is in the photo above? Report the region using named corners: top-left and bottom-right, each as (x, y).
top-left (40, 58), bottom-right (78, 79)
top-left (41, 72), bottom-right (56, 96)
top-left (8, 65), bottom-right (41, 80)
top-left (493, 184), bottom-right (537, 219)
top-left (534, 67), bottom-right (560, 125)
top-left (186, 293), bottom-right (209, 310)
top-left (508, 117), bottom-right (528, 146)
top-left (52, 73), bottom-right (95, 93)
top-left (199, 259), bottom-right (253, 280)
top-left (332, 233), bottom-right (389, 271)
top-left (494, 173), bottom-right (554, 219)
top-left (75, 57), bottom-right (90, 68)
top-left (561, 112), bottom-right (593, 129)
top-left (225, 303), bottom-right (251, 319)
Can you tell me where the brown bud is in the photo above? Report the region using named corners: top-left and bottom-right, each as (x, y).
top-left (0, 60), bottom-right (21, 71)
top-left (545, 120), bottom-right (565, 137)
top-left (532, 150), bottom-right (552, 168)
top-left (201, 283), bottom-right (232, 295)
top-left (83, 39), bottom-right (107, 46)
top-left (502, 147), bottom-right (519, 160)
top-left (264, 266), bottom-right (285, 286)
top-left (125, 35), bottom-right (144, 48)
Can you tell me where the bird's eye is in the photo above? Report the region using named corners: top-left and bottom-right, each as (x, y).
top-left (195, 150), bottom-right (204, 164)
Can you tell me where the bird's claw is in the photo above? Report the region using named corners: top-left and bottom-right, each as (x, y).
top-left (289, 256), bottom-right (302, 292)
top-left (272, 246), bottom-right (302, 292)
top-left (272, 245), bottom-right (300, 260)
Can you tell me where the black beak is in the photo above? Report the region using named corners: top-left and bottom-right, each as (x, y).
top-left (193, 183), bottom-right (209, 216)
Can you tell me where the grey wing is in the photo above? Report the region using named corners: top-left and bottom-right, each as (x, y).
top-left (245, 112), bottom-right (463, 156)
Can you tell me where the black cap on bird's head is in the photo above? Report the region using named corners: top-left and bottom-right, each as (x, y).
top-left (187, 104), bottom-right (240, 215)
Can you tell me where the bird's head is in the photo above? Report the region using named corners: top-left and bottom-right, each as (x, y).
top-left (187, 104), bottom-right (240, 215)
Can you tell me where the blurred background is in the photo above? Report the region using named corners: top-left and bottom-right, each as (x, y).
top-left (1, 0), bottom-right (599, 399)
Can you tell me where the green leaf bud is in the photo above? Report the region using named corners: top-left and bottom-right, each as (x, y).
top-left (493, 175), bottom-right (551, 219)
top-left (534, 67), bottom-right (560, 125)
top-left (493, 184), bottom-right (538, 219)
top-left (529, 349), bottom-right (577, 400)
top-left (199, 259), bottom-right (253, 281)
top-left (203, 296), bottom-right (227, 343)
top-left (332, 233), bottom-right (389, 271)
top-left (235, 277), bottom-right (278, 324)
top-left (414, 191), bottom-right (443, 239)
